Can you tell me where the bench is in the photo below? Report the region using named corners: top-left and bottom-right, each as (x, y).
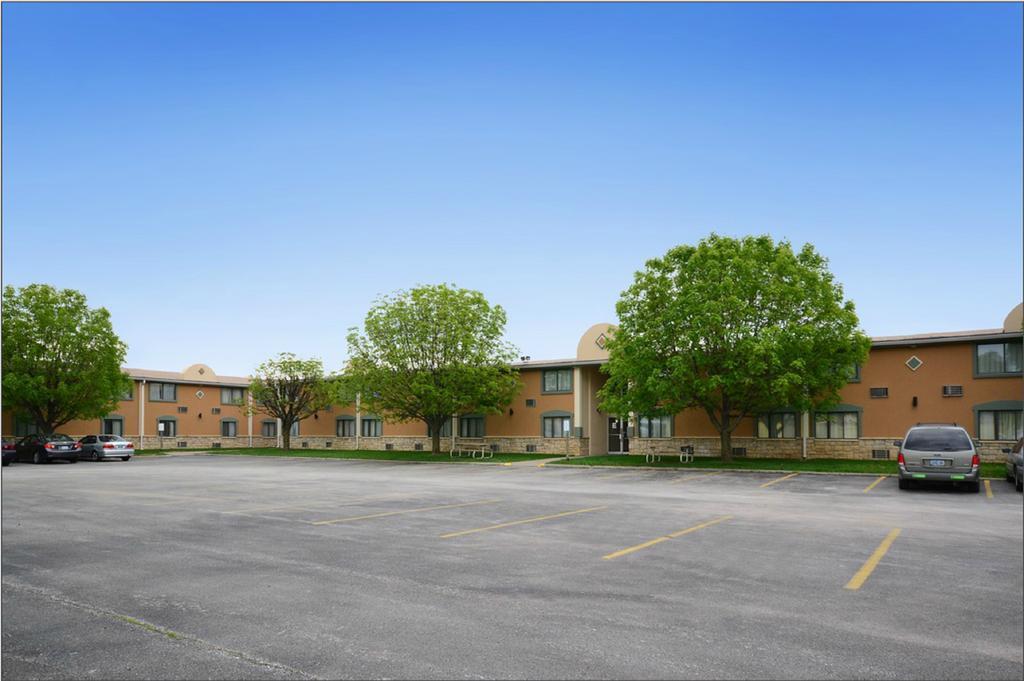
top-left (644, 445), bottom-right (694, 464)
top-left (450, 438), bottom-right (492, 460)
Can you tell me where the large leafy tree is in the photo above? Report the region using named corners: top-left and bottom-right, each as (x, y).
top-left (598, 234), bottom-right (871, 462)
top-left (345, 284), bottom-right (521, 454)
top-left (2, 284), bottom-right (131, 434)
top-left (248, 353), bottom-right (337, 450)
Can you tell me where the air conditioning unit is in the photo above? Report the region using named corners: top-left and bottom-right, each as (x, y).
top-left (177, 406), bottom-right (188, 414)
top-left (212, 442), bottom-right (222, 449)
top-left (211, 407), bottom-right (221, 415)
top-left (942, 385), bottom-right (963, 397)
top-left (871, 449), bottom-right (889, 459)
top-left (414, 443), bottom-right (423, 451)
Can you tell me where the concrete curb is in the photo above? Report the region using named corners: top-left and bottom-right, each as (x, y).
top-left (547, 462), bottom-right (1006, 480)
top-left (135, 452), bottom-right (562, 467)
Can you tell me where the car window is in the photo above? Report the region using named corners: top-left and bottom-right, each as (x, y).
top-left (98, 435), bottom-right (125, 442)
top-left (82, 436), bottom-right (96, 444)
top-left (904, 429), bottom-right (973, 452)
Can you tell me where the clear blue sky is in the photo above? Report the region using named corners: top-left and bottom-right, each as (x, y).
top-left (3, 3), bottom-right (1021, 376)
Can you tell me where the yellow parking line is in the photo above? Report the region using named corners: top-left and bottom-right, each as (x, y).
top-left (670, 472), bottom-right (723, 485)
top-left (844, 528), bottom-right (902, 591)
top-left (863, 476), bottom-right (887, 493)
top-left (759, 472), bottom-right (799, 489)
top-left (984, 480), bottom-right (994, 499)
top-left (313, 499), bottom-right (500, 525)
top-left (602, 515), bottom-right (734, 560)
top-left (440, 506), bottom-right (608, 539)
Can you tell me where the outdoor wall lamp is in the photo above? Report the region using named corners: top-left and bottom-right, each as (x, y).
top-left (912, 396), bottom-right (918, 407)
top-left (509, 408), bottom-right (514, 416)
top-left (198, 412), bottom-right (202, 419)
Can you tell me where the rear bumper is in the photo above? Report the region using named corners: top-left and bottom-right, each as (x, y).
top-left (899, 466), bottom-right (979, 483)
top-left (99, 451), bottom-right (133, 458)
top-left (44, 451), bottom-right (81, 461)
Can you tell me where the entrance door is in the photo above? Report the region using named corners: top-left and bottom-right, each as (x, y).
top-left (608, 417), bottom-right (629, 453)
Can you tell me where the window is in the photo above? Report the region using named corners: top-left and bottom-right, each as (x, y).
top-left (221, 420), bottom-right (238, 437)
top-left (814, 412), bottom-right (859, 439)
top-left (336, 418), bottom-right (356, 437)
top-left (869, 387), bottom-right (888, 399)
top-left (290, 421), bottom-right (300, 437)
top-left (459, 416), bottom-right (485, 438)
top-left (976, 341), bottom-right (1023, 376)
top-left (261, 421), bottom-right (277, 437)
top-left (637, 415), bottom-right (672, 438)
top-left (361, 418), bottom-right (382, 437)
top-left (14, 417), bottom-right (38, 437)
top-left (102, 418), bottom-right (124, 436)
top-left (156, 418), bottom-right (177, 437)
top-left (428, 419), bottom-right (452, 438)
top-left (978, 411), bottom-right (1023, 441)
top-left (543, 415), bottom-right (571, 438)
top-left (121, 384), bottom-right (134, 401)
top-left (757, 412), bottom-right (798, 439)
top-left (149, 382), bottom-right (177, 402)
top-left (542, 369), bottom-right (572, 393)
top-left (221, 387), bottom-right (245, 405)
top-left (177, 406), bottom-right (188, 414)
top-left (848, 364), bottom-right (861, 383)
top-left (525, 399), bottom-right (536, 407)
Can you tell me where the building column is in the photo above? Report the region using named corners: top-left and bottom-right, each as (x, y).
top-left (801, 411), bottom-right (810, 459)
top-left (355, 393), bottom-right (362, 450)
top-left (573, 367), bottom-right (585, 437)
top-left (247, 393), bottom-right (253, 448)
top-left (138, 379), bottom-right (145, 449)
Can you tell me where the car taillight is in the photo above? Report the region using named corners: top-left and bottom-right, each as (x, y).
top-left (897, 452), bottom-right (905, 465)
top-left (46, 442), bottom-right (56, 449)
top-left (103, 443), bottom-right (115, 449)
top-left (971, 454), bottom-right (980, 467)
top-left (75, 441), bottom-right (82, 448)
top-left (126, 443), bottom-right (134, 449)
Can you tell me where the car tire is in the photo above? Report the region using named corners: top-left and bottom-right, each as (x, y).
top-left (91, 451), bottom-right (101, 462)
top-left (898, 478), bottom-right (910, 490)
top-left (2, 460), bottom-right (9, 467)
top-left (122, 457), bottom-right (130, 462)
top-left (1016, 467), bottom-right (1023, 493)
top-left (33, 451), bottom-right (47, 465)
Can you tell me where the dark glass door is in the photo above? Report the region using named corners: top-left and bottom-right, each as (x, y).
top-left (608, 417), bottom-right (629, 453)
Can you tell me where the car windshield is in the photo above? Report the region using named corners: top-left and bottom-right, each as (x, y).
top-left (904, 429), bottom-right (972, 452)
top-left (98, 436), bottom-right (126, 442)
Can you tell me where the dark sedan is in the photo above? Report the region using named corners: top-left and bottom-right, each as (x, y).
top-left (15, 434), bottom-right (81, 464)
top-left (2, 438), bottom-right (15, 466)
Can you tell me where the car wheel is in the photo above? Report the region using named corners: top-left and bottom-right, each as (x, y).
top-left (91, 450), bottom-right (101, 462)
top-left (122, 457), bottom-right (130, 462)
top-left (68, 457), bottom-right (77, 464)
top-left (898, 478), bottom-right (909, 490)
top-left (1016, 467), bottom-right (1023, 493)
top-left (33, 451), bottom-right (47, 465)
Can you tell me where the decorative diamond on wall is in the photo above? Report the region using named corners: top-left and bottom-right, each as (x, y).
top-left (595, 333), bottom-right (607, 349)
top-left (198, 368), bottom-right (205, 375)
top-left (196, 390), bottom-right (205, 399)
top-left (905, 356), bottom-right (923, 371)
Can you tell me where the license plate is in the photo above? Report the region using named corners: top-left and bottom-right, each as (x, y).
top-left (926, 459), bottom-right (948, 467)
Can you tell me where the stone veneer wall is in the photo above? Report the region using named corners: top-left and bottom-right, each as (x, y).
top-left (630, 437), bottom-right (1011, 462)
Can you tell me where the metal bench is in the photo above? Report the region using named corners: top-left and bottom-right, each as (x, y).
top-left (450, 438), bottom-right (492, 459)
top-left (645, 445), bottom-right (694, 464)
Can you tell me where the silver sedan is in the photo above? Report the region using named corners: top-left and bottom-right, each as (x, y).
top-left (79, 435), bottom-right (134, 461)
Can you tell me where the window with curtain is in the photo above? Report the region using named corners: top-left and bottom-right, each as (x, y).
top-left (221, 420), bottom-right (238, 437)
top-left (361, 418), bottom-right (381, 437)
top-left (156, 419), bottom-right (177, 437)
top-left (543, 416), bottom-right (571, 438)
top-left (814, 412), bottom-right (859, 439)
top-left (977, 342), bottom-right (1023, 375)
top-left (428, 420), bottom-right (452, 437)
top-left (261, 421), bottom-right (277, 437)
top-left (337, 419), bottom-right (356, 437)
top-left (149, 383), bottom-right (176, 401)
top-left (290, 421), bottom-right (300, 437)
top-left (978, 411), bottom-right (1023, 441)
top-left (102, 418), bottom-right (124, 436)
top-left (542, 369), bottom-right (572, 393)
top-left (221, 387), bottom-right (245, 404)
top-left (638, 415), bottom-right (672, 438)
top-left (459, 417), bottom-right (485, 438)
top-left (757, 412), bottom-right (798, 438)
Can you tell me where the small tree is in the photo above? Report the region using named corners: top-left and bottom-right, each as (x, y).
top-left (248, 353), bottom-right (336, 450)
top-left (598, 234), bottom-right (871, 462)
top-left (2, 284), bottom-right (131, 434)
top-left (345, 284), bottom-right (521, 454)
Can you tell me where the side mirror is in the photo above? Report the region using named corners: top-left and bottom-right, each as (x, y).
top-left (892, 440), bottom-right (902, 447)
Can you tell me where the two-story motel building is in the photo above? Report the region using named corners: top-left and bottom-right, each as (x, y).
top-left (3, 304), bottom-right (1022, 461)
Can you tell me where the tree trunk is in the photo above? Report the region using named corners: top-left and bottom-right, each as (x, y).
top-left (432, 429), bottom-right (441, 455)
top-left (282, 426), bottom-right (291, 451)
top-left (719, 396), bottom-right (733, 463)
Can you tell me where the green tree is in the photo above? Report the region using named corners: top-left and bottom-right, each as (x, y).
top-left (598, 234), bottom-right (871, 462)
top-left (2, 284), bottom-right (131, 434)
top-left (345, 284), bottom-right (521, 454)
top-left (248, 353), bottom-right (337, 450)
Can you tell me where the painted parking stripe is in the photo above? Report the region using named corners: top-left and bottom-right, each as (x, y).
top-left (313, 499), bottom-right (500, 525)
top-left (669, 472), bottom-right (723, 485)
top-left (844, 528), bottom-right (902, 591)
top-left (984, 480), bottom-right (994, 499)
top-left (602, 515), bottom-right (734, 560)
top-left (440, 506), bottom-right (608, 539)
top-left (759, 472), bottom-right (799, 489)
top-left (862, 476), bottom-right (887, 493)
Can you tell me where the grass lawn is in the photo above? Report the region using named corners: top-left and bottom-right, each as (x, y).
top-left (137, 447), bottom-right (555, 464)
top-left (551, 454), bottom-right (1007, 479)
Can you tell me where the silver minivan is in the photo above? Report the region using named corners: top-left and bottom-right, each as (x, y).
top-left (896, 424), bottom-right (980, 492)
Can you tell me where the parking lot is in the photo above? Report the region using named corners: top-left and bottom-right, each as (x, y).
top-left (2, 455), bottom-right (1022, 680)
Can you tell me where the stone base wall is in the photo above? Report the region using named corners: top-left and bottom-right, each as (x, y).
top-left (629, 437), bottom-right (1010, 462)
